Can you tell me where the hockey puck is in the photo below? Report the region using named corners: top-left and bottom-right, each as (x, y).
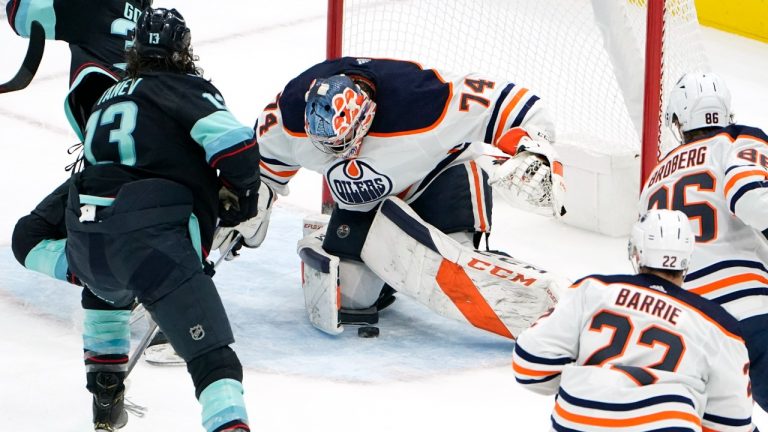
top-left (357, 326), bottom-right (380, 338)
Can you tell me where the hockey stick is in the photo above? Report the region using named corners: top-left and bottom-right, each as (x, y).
top-left (125, 233), bottom-right (244, 375)
top-left (0, 21), bottom-right (45, 94)
top-left (126, 318), bottom-right (159, 376)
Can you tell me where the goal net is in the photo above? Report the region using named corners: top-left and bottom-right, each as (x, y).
top-left (327, 0), bottom-right (709, 235)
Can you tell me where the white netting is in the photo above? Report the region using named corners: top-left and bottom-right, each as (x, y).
top-left (338, 0), bottom-right (708, 158)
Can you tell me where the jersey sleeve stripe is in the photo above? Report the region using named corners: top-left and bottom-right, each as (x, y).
top-left (515, 373), bottom-right (561, 385)
top-left (729, 180), bottom-right (768, 213)
top-left (690, 272), bottom-right (768, 296)
top-left (492, 87), bottom-right (530, 145)
top-left (725, 164), bottom-right (751, 176)
top-left (208, 138), bottom-right (257, 168)
top-left (711, 287), bottom-right (768, 305)
top-left (553, 401), bottom-right (702, 429)
top-left (191, 112), bottom-right (256, 163)
top-left (512, 361), bottom-right (562, 377)
top-left (558, 388), bottom-right (695, 411)
top-left (259, 160), bottom-right (299, 178)
top-left (510, 95), bottom-right (540, 129)
top-left (260, 155), bottom-right (294, 167)
top-left (686, 259), bottom-right (768, 281)
top-left (468, 161), bottom-right (488, 232)
top-left (724, 169), bottom-right (768, 197)
top-left (484, 83), bottom-right (516, 143)
top-left (702, 412), bottom-right (752, 427)
top-left (514, 343), bottom-right (574, 365)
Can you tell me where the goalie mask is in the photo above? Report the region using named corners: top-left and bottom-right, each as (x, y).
top-left (304, 75), bottom-right (376, 159)
top-left (663, 72), bottom-right (734, 155)
top-left (628, 209), bottom-right (694, 274)
top-left (133, 7), bottom-right (191, 59)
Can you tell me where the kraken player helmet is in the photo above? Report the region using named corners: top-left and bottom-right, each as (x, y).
top-left (628, 209), bottom-right (695, 274)
top-left (133, 7), bottom-right (191, 59)
top-left (304, 75), bottom-right (377, 159)
top-left (664, 72), bottom-right (734, 148)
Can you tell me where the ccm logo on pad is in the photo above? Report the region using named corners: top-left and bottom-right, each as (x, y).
top-left (467, 258), bottom-right (538, 286)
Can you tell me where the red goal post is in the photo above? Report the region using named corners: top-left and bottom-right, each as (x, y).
top-left (324, 0), bottom-right (708, 235)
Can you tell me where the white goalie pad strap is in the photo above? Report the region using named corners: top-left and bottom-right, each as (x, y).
top-left (297, 229), bottom-right (342, 335)
top-left (361, 197), bottom-right (568, 339)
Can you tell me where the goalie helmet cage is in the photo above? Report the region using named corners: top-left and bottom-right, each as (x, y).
top-left (323, 0), bottom-right (709, 235)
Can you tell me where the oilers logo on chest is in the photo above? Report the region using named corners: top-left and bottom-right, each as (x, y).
top-left (326, 159), bottom-right (393, 205)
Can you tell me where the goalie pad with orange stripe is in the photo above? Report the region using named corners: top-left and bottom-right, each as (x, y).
top-left (361, 197), bottom-right (569, 339)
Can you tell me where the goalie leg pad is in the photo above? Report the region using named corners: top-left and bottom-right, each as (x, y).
top-left (298, 228), bottom-right (343, 335)
top-left (361, 197), bottom-right (567, 339)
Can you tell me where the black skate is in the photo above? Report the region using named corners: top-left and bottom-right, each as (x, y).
top-left (89, 371), bottom-right (128, 431)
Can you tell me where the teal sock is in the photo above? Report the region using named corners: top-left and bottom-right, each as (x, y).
top-left (199, 378), bottom-right (249, 432)
top-left (82, 309), bottom-right (131, 371)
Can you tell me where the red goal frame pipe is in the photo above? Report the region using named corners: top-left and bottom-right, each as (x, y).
top-left (321, 0), bottom-right (345, 214)
top-left (641, 0), bottom-right (665, 187)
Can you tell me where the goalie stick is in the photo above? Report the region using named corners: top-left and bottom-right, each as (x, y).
top-left (125, 233), bottom-right (244, 375)
top-left (0, 21), bottom-right (45, 94)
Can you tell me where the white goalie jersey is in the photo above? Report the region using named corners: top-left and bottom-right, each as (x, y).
top-left (513, 274), bottom-right (753, 432)
top-left (254, 57), bottom-right (554, 212)
top-left (638, 125), bottom-right (768, 322)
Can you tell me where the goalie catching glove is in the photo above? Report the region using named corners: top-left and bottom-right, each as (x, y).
top-left (212, 182), bottom-right (276, 259)
top-left (489, 126), bottom-right (566, 217)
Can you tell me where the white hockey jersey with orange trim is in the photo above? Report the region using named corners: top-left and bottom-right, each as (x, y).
top-left (254, 57), bottom-right (553, 213)
top-left (638, 125), bottom-right (768, 321)
top-left (513, 274), bottom-right (753, 432)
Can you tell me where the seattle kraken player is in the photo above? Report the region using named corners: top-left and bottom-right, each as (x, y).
top-left (5, 0), bottom-right (150, 137)
top-left (64, 8), bottom-right (257, 432)
top-left (8, 0), bottom-right (150, 286)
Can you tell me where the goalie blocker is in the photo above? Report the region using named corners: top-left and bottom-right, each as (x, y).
top-left (299, 197), bottom-right (567, 338)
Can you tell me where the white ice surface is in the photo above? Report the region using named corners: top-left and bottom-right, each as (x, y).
top-left (1, 1), bottom-right (768, 430)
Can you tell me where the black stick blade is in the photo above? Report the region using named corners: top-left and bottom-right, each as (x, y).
top-left (0, 20), bottom-right (46, 94)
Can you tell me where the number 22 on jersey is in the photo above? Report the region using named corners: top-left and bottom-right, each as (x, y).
top-left (584, 310), bottom-right (685, 386)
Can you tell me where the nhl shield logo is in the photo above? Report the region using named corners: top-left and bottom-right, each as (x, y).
top-left (189, 324), bottom-right (205, 341)
top-left (336, 224), bottom-right (350, 238)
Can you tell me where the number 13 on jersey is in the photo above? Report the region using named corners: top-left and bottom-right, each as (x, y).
top-left (84, 101), bottom-right (139, 166)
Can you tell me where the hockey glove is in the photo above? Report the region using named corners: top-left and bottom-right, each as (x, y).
top-left (218, 185), bottom-right (259, 227)
top-left (212, 182), bottom-right (276, 259)
top-left (490, 126), bottom-right (566, 217)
